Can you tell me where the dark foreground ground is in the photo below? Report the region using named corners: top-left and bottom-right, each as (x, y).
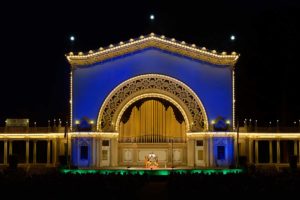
top-left (1, 167), bottom-right (300, 199)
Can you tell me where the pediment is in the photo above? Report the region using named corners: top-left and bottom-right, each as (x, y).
top-left (66, 33), bottom-right (239, 67)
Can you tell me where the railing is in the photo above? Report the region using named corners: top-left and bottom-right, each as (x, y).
top-left (0, 127), bottom-right (65, 133)
top-left (1, 126), bottom-right (300, 134)
top-left (119, 136), bottom-right (186, 143)
top-left (239, 126), bottom-right (300, 133)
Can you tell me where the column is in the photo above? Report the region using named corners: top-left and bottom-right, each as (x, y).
top-left (204, 137), bottom-right (208, 167)
top-left (111, 138), bottom-right (118, 167)
top-left (269, 140), bottom-right (273, 163)
top-left (92, 138), bottom-right (96, 167)
top-left (98, 138), bottom-right (102, 167)
top-left (96, 137), bottom-right (101, 167)
top-left (234, 134), bottom-right (238, 164)
top-left (294, 140), bottom-right (297, 156)
top-left (26, 140), bottom-right (29, 164)
top-left (9, 141), bottom-right (13, 155)
top-left (47, 140), bottom-right (51, 164)
top-left (210, 137), bottom-right (213, 167)
top-left (187, 139), bottom-right (195, 167)
top-left (255, 140), bottom-right (258, 164)
top-left (33, 141), bottom-right (37, 164)
top-left (4, 141), bottom-right (7, 164)
top-left (298, 140), bottom-right (300, 164)
top-left (68, 136), bottom-right (72, 159)
top-left (52, 139), bottom-right (57, 165)
top-left (248, 139), bottom-right (253, 163)
top-left (276, 140), bottom-right (280, 163)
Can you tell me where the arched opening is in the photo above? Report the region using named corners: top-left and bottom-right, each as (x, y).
top-left (119, 97), bottom-right (186, 143)
top-left (97, 74), bottom-right (209, 132)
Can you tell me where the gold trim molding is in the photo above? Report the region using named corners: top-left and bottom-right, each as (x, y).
top-left (97, 74), bottom-right (209, 132)
top-left (66, 33), bottom-right (239, 67)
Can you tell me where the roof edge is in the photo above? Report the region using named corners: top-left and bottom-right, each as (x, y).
top-left (66, 33), bottom-right (240, 67)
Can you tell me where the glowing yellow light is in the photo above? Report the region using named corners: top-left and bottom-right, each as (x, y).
top-left (70, 71), bottom-right (73, 130)
top-left (75, 120), bottom-right (80, 125)
top-left (66, 34), bottom-right (240, 68)
top-left (211, 120), bottom-right (215, 125)
top-left (226, 120), bottom-right (230, 124)
top-left (90, 120), bottom-right (94, 124)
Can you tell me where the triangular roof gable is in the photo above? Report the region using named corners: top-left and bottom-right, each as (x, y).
top-left (66, 33), bottom-right (239, 67)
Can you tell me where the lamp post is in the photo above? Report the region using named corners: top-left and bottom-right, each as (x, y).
top-left (48, 120), bottom-right (51, 132)
top-left (211, 120), bottom-right (215, 131)
top-left (255, 120), bottom-right (258, 132)
top-left (75, 120), bottom-right (80, 132)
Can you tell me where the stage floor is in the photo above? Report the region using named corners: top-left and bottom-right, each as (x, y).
top-left (61, 167), bottom-right (243, 176)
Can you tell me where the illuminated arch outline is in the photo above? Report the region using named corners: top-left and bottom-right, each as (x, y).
top-left (97, 74), bottom-right (209, 132)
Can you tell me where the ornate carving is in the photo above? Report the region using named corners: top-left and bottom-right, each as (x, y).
top-left (98, 74), bottom-right (208, 132)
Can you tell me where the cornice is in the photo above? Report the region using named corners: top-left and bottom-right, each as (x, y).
top-left (66, 33), bottom-right (239, 67)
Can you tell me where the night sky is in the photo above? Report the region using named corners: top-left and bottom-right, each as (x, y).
top-left (0, 0), bottom-right (299, 127)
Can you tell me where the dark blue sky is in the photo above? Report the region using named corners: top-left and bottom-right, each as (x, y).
top-left (0, 0), bottom-right (299, 126)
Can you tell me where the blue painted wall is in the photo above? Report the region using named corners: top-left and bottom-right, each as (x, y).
top-left (73, 48), bottom-right (233, 129)
top-left (71, 138), bottom-right (93, 167)
top-left (213, 137), bottom-right (235, 167)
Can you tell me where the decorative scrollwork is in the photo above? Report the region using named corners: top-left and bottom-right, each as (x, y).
top-left (98, 74), bottom-right (208, 132)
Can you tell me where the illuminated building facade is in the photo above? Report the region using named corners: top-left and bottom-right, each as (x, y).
top-left (67, 33), bottom-right (238, 168)
top-left (0, 34), bottom-right (299, 169)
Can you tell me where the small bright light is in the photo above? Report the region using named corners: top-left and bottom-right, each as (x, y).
top-left (211, 120), bottom-right (215, 125)
top-left (75, 120), bottom-right (80, 125)
top-left (70, 36), bottom-right (75, 42)
top-left (230, 35), bottom-right (235, 41)
top-left (150, 14), bottom-right (155, 20)
top-left (226, 120), bottom-right (230, 124)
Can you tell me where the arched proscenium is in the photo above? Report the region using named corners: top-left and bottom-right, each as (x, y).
top-left (97, 74), bottom-right (208, 132)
